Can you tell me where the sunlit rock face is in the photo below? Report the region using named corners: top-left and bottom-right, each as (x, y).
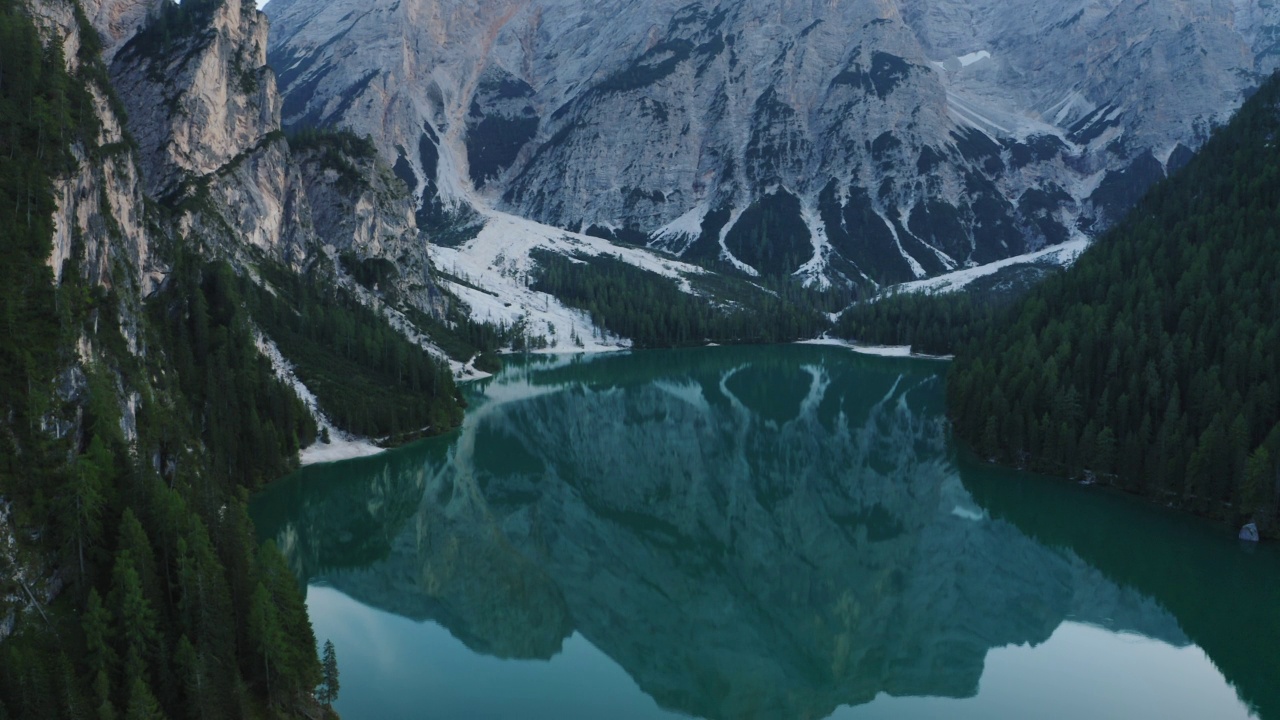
top-left (264, 0), bottom-right (1279, 285)
top-left (256, 348), bottom-right (1187, 720)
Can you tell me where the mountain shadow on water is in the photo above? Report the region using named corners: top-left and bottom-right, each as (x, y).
top-left (252, 346), bottom-right (1272, 719)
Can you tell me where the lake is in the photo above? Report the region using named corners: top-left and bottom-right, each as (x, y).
top-left (251, 345), bottom-right (1280, 720)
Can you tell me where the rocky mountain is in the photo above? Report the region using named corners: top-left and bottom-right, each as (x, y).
top-left (264, 0), bottom-right (1280, 287)
top-left (106, 0), bottom-right (451, 317)
top-left (1, 0), bottom-right (461, 652)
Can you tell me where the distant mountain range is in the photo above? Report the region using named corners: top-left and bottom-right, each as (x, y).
top-left (265, 0), bottom-right (1280, 286)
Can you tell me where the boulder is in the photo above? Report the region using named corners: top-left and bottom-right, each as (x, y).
top-left (1239, 523), bottom-right (1260, 543)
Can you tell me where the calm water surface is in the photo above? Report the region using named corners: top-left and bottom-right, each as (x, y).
top-left (252, 346), bottom-right (1280, 720)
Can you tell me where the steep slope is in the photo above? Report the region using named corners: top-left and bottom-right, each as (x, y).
top-left (0, 0), bottom-right (469, 715)
top-left (264, 0), bottom-right (1279, 287)
top-left (947, 71), bottom-right (1280, 536)
top-left (1, 0), bottom-right (327, 715)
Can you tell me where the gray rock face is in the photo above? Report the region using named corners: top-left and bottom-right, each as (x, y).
top-left (294, 137), bottom-right (446, 313)
top-left (104, 0), bottom-right (445, 314)
top-left (111, 0), bottom-right (318, 267)
top-left (265, 0), bottom-right (1280, 285)
top-left (81, 0), bottom-right (161, 61)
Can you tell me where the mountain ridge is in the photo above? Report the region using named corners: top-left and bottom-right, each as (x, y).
top-left (264, 0), bottom-right (1280, 287)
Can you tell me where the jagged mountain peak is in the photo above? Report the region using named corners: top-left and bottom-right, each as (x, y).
top-left (265, 0), bottom-right (1280, 288)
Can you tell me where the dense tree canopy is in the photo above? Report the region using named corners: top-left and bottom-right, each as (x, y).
top-left (0, 4), bottom-right (326, 716)
top-left (247, 264), bottom-right (465, 440)
top-left (835, 289), bottom-right (1002, 356)
top-left (948, 72), bottom-right (1280, 535)
top-left (531, 249), bottom-right (827, 347)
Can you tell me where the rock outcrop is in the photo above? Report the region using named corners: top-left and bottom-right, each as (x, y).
top-left (264, 0), bottom-right (1280, 286)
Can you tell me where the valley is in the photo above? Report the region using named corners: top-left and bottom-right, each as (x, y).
top-left (1, 0), bottom-right (1279, 717)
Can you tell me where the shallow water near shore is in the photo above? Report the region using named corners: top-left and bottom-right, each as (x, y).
top-left (252, 345), bottom-right (1280, 720)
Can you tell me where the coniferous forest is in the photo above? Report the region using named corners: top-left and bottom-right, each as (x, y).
top-left (0, 2), bottom-right (330, 716)
top-left (835, 289), bottom-right (1003, 356)
top-left (531, 249), bottom-right (828, 347)
top-left (5, 0), bottom-right (1280, 712)
top-left (948, 72), bottom-right (1280, 535)
top-left (246, 264), bottom-right (465, 441)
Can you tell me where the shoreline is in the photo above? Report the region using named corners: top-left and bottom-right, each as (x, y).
top-left (795, 337), bottom-right (954, 361)
top-left (299, 435), bottom-right (385, 466)
top-left (298, 340), bottom-right (946, 467)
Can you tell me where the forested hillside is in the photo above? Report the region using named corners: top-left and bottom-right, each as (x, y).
top-left (531, 250), bottom-right (828, 347)
top-left (948, 73), bottom-right (1280, 536)
top-left (0, 2), bottom-right (328, 716)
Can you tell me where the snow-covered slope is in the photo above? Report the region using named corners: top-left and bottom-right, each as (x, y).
top-left (264, 0), bottom-right (1280, 288)
top-left (432, 210), bottom-right (709, 353)
top-left (890, 237), bottom-right (1089, 296)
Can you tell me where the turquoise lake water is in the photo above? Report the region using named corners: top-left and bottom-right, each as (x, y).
top-left (252, 346), bottom-right (1280, 720)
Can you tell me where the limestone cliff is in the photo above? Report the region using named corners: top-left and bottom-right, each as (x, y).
top-left (265, 0), bottom-right (1280, 286)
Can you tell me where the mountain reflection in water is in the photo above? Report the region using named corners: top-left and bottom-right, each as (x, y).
top-left (252, 346), bottom-right (1277, 720)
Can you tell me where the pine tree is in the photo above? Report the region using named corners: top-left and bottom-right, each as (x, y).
top-left (62, 433), bottom-right (111, 583)
top-left (83, 589), bottom-right (118, 720)
top-left (317, 639), bottom-right (340, 709)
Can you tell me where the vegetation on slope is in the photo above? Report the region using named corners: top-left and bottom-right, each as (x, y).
top-left (530, 249), bottom-right (827, 347)
top-left (947, 72), bottom-right (1280, 535)
top-left (247, 263), bottom-right (464, 441)
top-left (835, 290), bottom-right (1001, 356)
top-left (0, 3), bottom-right (326, 716)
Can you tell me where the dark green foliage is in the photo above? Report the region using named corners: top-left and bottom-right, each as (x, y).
top-left (948, 72), bottom-right (1280, 535)
top-left (339, 252), bottom-right (399, 292)
top-left (723, 190), bottom-right (812, 275)
top-left (0, 0), bottom-right (92, 491)
top-left (287, 125), bottom-right (378, 159)
top-left (316, 639), bottom-right (340, 708)
top-left (531, 250), bottom-right (827, 347)
top-left (288, 126), bottom-right (380, 191)
top-left (119, 0), bottom-right (221, 60)
top-left (403, 298), bottom-right (514, 373)
top-left (246, 265), bottom-right (464, 440)
top-left (151, 255), bottom-right (317, 487)
top-left (836, 291), bottom-right (1004, 357)
top-left (0, 5), bottom-right (324, 716)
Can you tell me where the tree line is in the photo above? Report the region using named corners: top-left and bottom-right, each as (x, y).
top-left (835, 289), bottom-right (1004, 356)
top-left (531, 249), bottom-right (827, 347)
top-left (948, 72), bottom-right (1280, 535)
top-left (246, 263), bottom-right (465, 441)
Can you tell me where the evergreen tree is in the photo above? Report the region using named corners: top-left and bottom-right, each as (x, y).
top-left (947, 71), bottom-right (1280, 536)
top-left (317, 639), bottom-right (340, 709)
top-left (83, 589), bottom-right (118, 720)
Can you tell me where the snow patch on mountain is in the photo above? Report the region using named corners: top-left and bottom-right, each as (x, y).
top-left (431, 211), bottom-right (709, 351)
top-left (266, 0), bottom-right (1280, 288)
top-left (652, 204), bottom-right (709, 254)
top-left (795, 202), bottom-right (835, 290)
top-left (891, 237), bottom-right (1089, 296)
top-left (255, 332), bottom-right (385, 465)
